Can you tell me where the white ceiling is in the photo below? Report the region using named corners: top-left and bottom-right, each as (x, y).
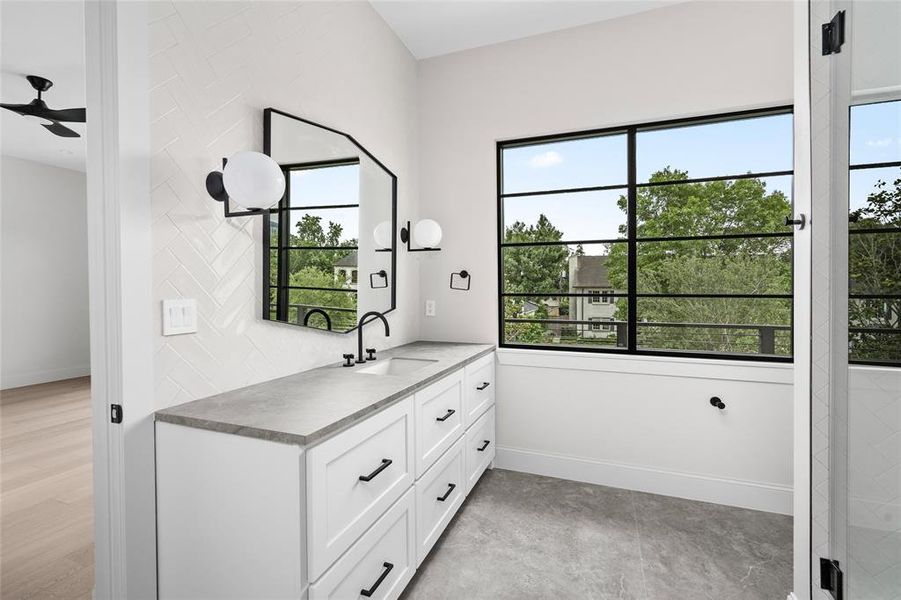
top-left (370, 0), bottom-right (681, 59)
top-left (1, 1), bottom-right (86, 172)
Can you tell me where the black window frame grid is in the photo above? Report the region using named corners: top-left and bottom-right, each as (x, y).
top-left (264, 157), bottom-right (361, 326)
top-left (847, 99), bottom-right (901, 367)
top-left (497, 106), bottom-right (795, 363)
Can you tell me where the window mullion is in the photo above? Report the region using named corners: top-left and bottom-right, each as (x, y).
top-left (627, 128), bottom-right (638, 353)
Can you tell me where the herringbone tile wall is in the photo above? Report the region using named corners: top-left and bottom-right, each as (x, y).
top-left (148, 0), bottom-right (420, 409)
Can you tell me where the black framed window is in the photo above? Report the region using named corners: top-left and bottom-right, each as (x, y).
top-left (849, 100), bottom-right (901, 366)
top-left (498, 107), bottom-right (794, 361)
top-left (266, 158), bottom-right (361, 331)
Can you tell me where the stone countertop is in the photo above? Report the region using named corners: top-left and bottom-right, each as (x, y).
top-left (154, 341), bottom-right (495, 446)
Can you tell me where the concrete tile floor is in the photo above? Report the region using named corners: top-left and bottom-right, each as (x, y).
top-left (402, 469), bottom-right (792, 600)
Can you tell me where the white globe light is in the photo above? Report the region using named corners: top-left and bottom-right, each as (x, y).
top-left (373, 221), bottom-right (393, 248)
top-left (413, 219), bottom-right (442, 248)
top-left (222, 151), bottom-right (285, 211)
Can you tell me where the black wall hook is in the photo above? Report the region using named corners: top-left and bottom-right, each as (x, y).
top-left (710, 396), bottom-right (726, 410)
top-left (450, 270), bottom-right (471, 291)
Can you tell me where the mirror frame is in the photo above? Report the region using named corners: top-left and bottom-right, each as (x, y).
top-left (262, 108), bottom-right (397, 333)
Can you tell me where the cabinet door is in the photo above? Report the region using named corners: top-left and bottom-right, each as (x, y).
top-left (310, 490), bottom-right (416, 600)
top-left (156, 423), bottom-right (304, 600)
top-left (464, 405), bottom-right (496, 494)
top-left (307, 397), bottom-right (414, 581)
top-left (415, 437), bottom-right (465, 565)
top-left (463, 354), bottom-right (495, 427)
top-left (414, 370), bottom-right (464, 477)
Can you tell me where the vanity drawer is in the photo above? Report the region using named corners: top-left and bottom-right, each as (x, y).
top-left (310, 489), bottom-right (415, 600)
top-left (307, 397), bottom-right (414, 581)
top-left (463, 354), bottom-right (495, 427)
top-left (414, 370), bottom-right (464, 477)
top-left (415, 437), bottom-right (465, 565)
top-left (464, 405), bottom-right (495, 494)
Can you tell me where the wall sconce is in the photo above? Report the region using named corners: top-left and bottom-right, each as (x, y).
top-left (450, 270), bottom-right (471, 291)
top-left (373, 221), bottom-right (393, 252)
top-left (206, 151), bottom-right (285, 218)
top-left (370, 270), bottom-right (388, 289)
top-left (400, 219), bottom-right (442, 252)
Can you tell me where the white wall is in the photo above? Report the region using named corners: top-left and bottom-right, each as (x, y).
top-left (416, 1), bottom-right (796, 512)
top-left (1, 155), bottom-right (90, 389)
top-left (148, 1), bottom-right (419, 408)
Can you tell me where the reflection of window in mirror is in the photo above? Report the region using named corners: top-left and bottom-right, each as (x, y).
top-left (269, 158), bottom-right (361, 332)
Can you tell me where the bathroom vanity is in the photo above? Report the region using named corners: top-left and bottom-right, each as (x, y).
top-left (154, 342), bottom-right (496, 600)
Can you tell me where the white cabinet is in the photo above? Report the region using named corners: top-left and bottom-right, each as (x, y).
top-left (310, 489), bottom-right (416, 600)
top-left (463, 354), bottom-right (495, 427)
top-left (414, 370), bottom-right (464, 477)
top-left (415, 437), bottom-right (465, 565)
top-left (156, 352), bottom-right (495, 600)
top-left (464, 405), bottom-right (496, 495)
top-left (307, 397), bottom-right (414, 581)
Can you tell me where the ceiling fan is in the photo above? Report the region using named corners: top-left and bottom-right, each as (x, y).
top-left (1, 75), bottom-right (86, 138)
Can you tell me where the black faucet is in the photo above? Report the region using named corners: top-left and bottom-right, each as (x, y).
top-left (356, 311), bottom-right (390, 364)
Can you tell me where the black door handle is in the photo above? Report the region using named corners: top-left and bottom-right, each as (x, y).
top-left (359, 458), bottom-right (392, 482)
top-left (784, 214), bottom-right (806, 229)
top-left (436, 409), bottom-right (456, 422)
top-left (437, 483), bottom-right (456, 502)
top-left (360, 562), bottom-right (394, 597)
top-left (476, 382), bottom-right (490, 390)
top-left (477, 440), bottom-right (490, 452)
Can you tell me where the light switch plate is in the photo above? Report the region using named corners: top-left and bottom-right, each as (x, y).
top-left (162, 299), bottom-right (197, 336)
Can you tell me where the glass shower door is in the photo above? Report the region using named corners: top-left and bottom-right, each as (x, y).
top-left (810, 2), bottom-right (901, 599)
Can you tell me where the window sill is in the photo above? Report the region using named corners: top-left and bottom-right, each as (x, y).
top-left (496, 347), bottom-right (793, 385)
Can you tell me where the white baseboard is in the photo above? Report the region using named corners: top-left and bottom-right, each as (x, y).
top-left (495, 446), bottom-right (793, 515)
top-left (1, 365), bottom-right (91, 390)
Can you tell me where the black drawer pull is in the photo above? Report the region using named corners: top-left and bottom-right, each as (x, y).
top-left (437, 483), bottom-right (456, 502)
top-left (436, 409), bottom-right (456, 422)
top-left (360, 562), bottom-right (394, 597)
top-left (359, 459), bottom-right (392, 482)
top-left (477, 440), bottom-right (490, 452)
top-left (476, 382), bottom-right (491, 391)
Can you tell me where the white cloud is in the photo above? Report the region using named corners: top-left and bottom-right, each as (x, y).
top-left (865, 137), bottom-right (894, 148)
top-left (528, 151), bottom-right (563, 168)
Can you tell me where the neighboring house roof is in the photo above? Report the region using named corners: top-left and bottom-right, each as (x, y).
top-left (569, 255), bottom-right (611, 289)
top-left (333, 250), bottom-right (358, 268)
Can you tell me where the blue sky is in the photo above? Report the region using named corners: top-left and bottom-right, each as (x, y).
top-left (503, 103), bottom-right (900, 240)
top-left (288, 164), bottom-right (360, 243)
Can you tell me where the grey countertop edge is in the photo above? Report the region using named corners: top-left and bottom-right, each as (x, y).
top-left (154, 343), bottom-right (495, 447)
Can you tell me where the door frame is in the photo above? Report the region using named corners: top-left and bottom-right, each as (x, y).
top-left (85, 1), bottom-right (157, 597)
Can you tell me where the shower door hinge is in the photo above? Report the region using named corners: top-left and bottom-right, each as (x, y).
top-left (110, 404), bottom-right (123, 424)
top-left (822, 10), bottom-right (845, 55)
top-left (820, 558), bottom-right (843, 600)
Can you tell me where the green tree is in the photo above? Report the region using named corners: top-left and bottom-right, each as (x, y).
top-left (849, 169), bottom-right (901, 362)
top-left (606, 168), bottom-right (793, 354)
top-left (502, 215), bottom-right (572, 344)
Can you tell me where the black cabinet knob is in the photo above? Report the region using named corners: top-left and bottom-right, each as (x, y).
top-left (710, 396), bottom-right (726, 409)
top-left (342, 354), bottom-right (355, 367)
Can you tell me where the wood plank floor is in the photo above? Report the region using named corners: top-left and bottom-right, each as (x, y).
top-left (1, 377), bottom-right (93, 600)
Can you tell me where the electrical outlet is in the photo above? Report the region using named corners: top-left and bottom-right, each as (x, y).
top-left (162, 299), bottom-right (198, 336)
top-left (425, 299), bottom-right (436, 317)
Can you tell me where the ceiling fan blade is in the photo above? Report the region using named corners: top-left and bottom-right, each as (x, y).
top-left (1, 102), bottom-right (37, 117)
top-left (44, 107), bottom-right (86, 123)
top-left (42, 121), bottom-right (80, 138)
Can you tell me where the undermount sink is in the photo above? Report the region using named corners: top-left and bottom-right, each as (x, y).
top-left (355, 357), bottom-right (437, 376)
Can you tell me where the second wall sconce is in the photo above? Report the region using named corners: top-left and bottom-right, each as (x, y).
top-left (400, 219), bottom-right (442, 252)
top-left (206, 151), bottom-right (285, 218)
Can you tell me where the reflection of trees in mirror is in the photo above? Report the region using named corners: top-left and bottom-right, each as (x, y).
top-left (268, 214), bottom-right (358, 331)
top-left (503, 169), bottom-right (794, 355)
top-left (849, 168), bottom-right (900, 363)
